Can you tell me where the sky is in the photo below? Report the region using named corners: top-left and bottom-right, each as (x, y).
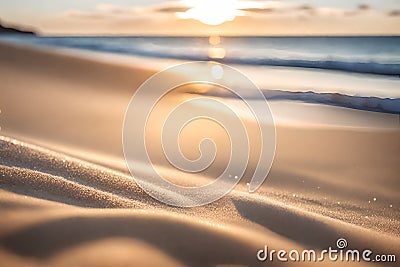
top-left (0, 0), bottom-right (399, 35)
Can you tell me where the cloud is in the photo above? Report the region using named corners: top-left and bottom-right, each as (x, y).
top-left (63, 1), bottom-right (188, 20)
top-left (240, 2), bottom-right (374, 17)
top-left (358, 4), bottom-right (371, 11)
top-left (239, 7), bottom-right (275, 14)
top-left (297, 5), bottom-right (313, 11)
top-left (65, 11), bottom-right (109, 20)
top-left (64, 5), bottom-right (136, 20)
top-left (63, 1), bottom-right (378, 22)
top-left (156, 6), bottom-right (189, 13)
top-left (294, 4), bottom-right (374, 18)
top-left (388, 9), bottom-right (400, 16)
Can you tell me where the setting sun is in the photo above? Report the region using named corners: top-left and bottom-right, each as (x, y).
top-left (177, 0), bottom-right (243, 25)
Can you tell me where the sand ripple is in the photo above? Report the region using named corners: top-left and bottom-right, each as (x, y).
top-left (1, 136), bottom-right (399, 266)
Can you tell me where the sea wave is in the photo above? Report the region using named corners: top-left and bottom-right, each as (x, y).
top-left (122, 48), bottom-right (400, 76)
top-left (221, 58), bottom-right (400, 76)
top-left (45, 39), bottom-right (399, 76)
top-left (201, 89), bottom-right (400, 114)
top-left (63, 44), bottom-right (399, 76)
top-left (1, 36), bottom-right (399, 76)
top-left (263, 90), bottom-right (400, 114)
top-left (70, 47), bottom-right (400, 76)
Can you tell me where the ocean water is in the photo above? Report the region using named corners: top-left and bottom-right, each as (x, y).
top-left (1, 35), bottom-right (399, 113)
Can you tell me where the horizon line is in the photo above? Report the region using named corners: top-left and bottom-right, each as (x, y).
top-left (33, 33), bottom-right (400, 38)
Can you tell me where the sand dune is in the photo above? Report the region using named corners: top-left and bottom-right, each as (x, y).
top-left (0, 42), bottom-right (399, 266)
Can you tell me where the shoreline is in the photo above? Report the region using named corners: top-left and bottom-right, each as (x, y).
top-left (1, 38), bottom-right (399, 98)
top-left (1, 38), bottom-right (399, 117)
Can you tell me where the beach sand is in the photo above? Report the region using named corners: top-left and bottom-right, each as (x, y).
top-left (0, 42), bottom-right (399, 266)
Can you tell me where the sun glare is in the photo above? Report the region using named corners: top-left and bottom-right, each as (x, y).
top-left (177, 0), bottom-right (244, 26)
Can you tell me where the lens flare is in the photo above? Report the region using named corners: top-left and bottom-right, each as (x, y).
top-left (209, 35), bottom-right (221, 45)
top-left (208, 47), bottom-right (226, 59)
